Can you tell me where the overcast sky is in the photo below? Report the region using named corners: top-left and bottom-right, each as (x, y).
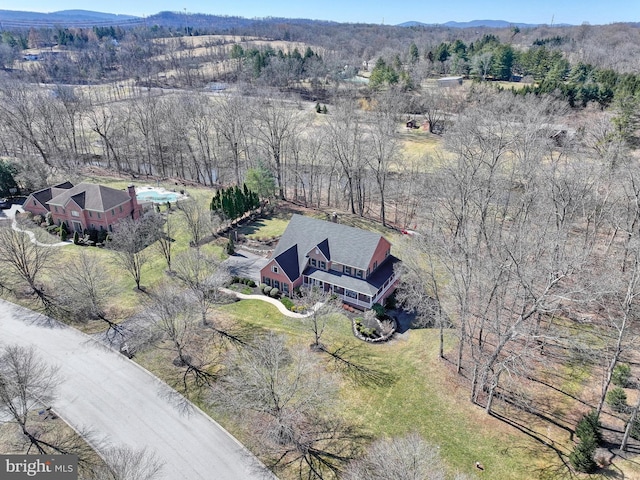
top-left (7, 0), bottom-right (638, 25)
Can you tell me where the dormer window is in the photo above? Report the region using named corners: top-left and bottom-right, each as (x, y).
top-left (345, 266), bottom-right (352, 275)
top-left (311, 259), bottom-right (317, 267)
top-left (271, 265), bottom-right (279, 274)
top-left (320, 261), bottom-right (326, 270)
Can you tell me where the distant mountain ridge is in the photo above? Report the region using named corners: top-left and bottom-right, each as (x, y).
top-left (0, 9), bottom-right (572, 29)
top-left (0, 9), bottom-right (140, 28)
top-left (398, 19), bottom-right (570, 28)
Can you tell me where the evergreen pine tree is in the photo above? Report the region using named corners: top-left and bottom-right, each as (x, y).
top-left (226, 235), bottom-right (235, 255)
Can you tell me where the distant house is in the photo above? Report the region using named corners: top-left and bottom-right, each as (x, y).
top-left (437, 76), bottom-right (463, 87)
top-left (260, 215), bottom-right (400, 310)
top-left (23, 182), bottom-right (142, 233)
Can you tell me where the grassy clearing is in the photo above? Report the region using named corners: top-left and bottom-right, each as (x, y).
top-left (400, 129), bottom-right (444, 160)
top-left (238, 214), bottom-right (292, 240)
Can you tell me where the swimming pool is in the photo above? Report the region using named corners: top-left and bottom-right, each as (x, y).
top-left (136, 190), bottom-right (181, 203)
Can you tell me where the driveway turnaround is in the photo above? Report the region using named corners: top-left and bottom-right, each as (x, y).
top-left (224, 250), bottom-right (269, 283)
top-left (0, 299), bottom-right (274, 480)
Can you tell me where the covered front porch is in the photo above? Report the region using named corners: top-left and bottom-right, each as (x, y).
top-left (302, 258), bottom-right (398, 310)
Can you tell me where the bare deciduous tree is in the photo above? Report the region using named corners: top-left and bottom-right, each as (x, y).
top-left (251, 94), bottom-right (301, 200)
top-left (295, 286), bottom-right (341, 350)
top-left (213, 333), bottom-right (362, 478)
top-left (342, 433), bottom-right (446, 480)
top-left (108, 213), bottom-right (163, 290)
top-left (57, 249), bottom-right (122, 338)
top-left (173, 248), bottom-right (230, 327)
top-left (95, 446), bottom-right (164, 480)
top-left (0, 226), bottom-right (56, 312)
top-left (0, 345), bottom-right (60, 454)
top-left (176, 199), bottom-right (213, 247)
top-left (146, 285), bottom-right (219, 391)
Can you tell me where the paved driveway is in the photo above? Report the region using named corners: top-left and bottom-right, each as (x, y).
top-left (0, 300), bottom-right (274, 480)
top-left (224, 249), bottom-right (270, 282)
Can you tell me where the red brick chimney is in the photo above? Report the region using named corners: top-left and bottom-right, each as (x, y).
top-left (127, 185), bottom-right (140, 220)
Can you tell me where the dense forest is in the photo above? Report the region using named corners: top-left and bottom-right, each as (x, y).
top-left (2, 14), bottom-right (640, 479)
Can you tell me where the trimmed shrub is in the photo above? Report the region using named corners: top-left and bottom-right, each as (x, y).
top-left (73, 231), bottom-right (80, 245)
top-left (612, 363), bottom-right (632, 387)
top-left (281, 297), bottom-right (294, 310)
top-left (269, 288), bottom-right (279, 298)
top-left (232, 276), bottom-right (241, 284)
top-left (59, 223), bottom-right (68, 241)
top-left (263, 285), bottom-right (272, 295)
top-left (372, 303), bottom-right (385, 319)
top-left (606, 386), bottom-right (628, 413)
top-left (247, 280), bottom-right (256, 288)
top-left (384, 292), bottom-right (397, 310)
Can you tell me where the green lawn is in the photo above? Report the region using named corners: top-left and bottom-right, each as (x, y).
top-left (237, 214), bottom-right (292, 240)
top-left (219, 299), bottom-right (558, 479)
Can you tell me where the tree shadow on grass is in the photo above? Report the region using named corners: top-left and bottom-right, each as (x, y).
top-left (320, 342), bottom-right (396, 387)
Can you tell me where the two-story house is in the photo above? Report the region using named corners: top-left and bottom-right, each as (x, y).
top-left (23, 182), bottom-right (142, 233)
top-left (260, 214), bottom-right (400, 310)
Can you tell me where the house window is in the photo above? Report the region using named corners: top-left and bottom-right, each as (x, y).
top-left (71, 211), bottom-right (79, 217)
top-left (33, 200), bottom-right (36, 206)
top-left (97, 213), bottom-right (101, 219)
top-left (274, 280), bottom-right (280, 289)
top-left (356, 270), bottom-right (363, 278)
top-left (54, 206), bottom-right (58, 213)
top-left (344, 266), bottom-right (352, 275)
top-left (373, 261), bottom-right (378, 270)
top-left (282, 283), bottom-right (289, 293)
top-left (263, 277), bottom-right (271, 286)
top-left (320, 261), bottom-right (326, 270)
top-left (346, 290), bottom-right (357, 299)
top-left (271, 265), bottom-right (279, 274)
top-left (119, 205), bottom-right (123, 213)
top-left (311, 259), bottom-right (317, 267)
top-left (111, 209), bottom-right (115, 215)
top-left (89, 211), bottom-right (92, 218)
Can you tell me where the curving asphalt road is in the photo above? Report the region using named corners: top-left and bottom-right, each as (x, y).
top-left (0, 299), bottom-right (274, 480)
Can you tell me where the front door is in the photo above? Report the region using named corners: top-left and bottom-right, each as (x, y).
top-left (72, 221), bottom-right (82, 233)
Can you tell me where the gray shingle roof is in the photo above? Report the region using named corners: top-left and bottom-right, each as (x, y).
top-left (272, 214), bottom-right (387, 281)
top-left (31, 181), bottom-right (74, 211)
top-left (47, 183), bottom-right (132, 212)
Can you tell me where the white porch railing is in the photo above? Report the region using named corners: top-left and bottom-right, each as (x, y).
top-left (304, 272), bottom-right (397, 310)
